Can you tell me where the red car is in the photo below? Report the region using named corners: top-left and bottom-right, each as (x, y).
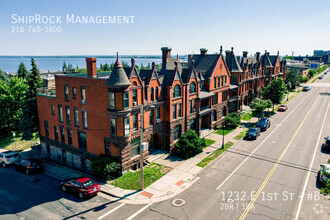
top-left (60, 177), bottom-right (101, 198)
top-left (278, 104), bottom-right (288, 111)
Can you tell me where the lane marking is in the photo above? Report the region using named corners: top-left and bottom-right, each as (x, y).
top-left (126, 203), bottom-right (151, 220)
top-left (216, 88), bottom-right (313, 190)
top-left (294, 100), bottom-right (330, 220)
top-left (239, 88), bottom-right (325, 220)
top-left (97, 203), bottom-right (125, 220)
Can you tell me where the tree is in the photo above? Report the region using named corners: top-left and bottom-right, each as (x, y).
top-left (286, 81), bottom-right (292, 90)
top-left (17, 62), bottom-right (29, 79)
top-left (19, 58), bottom-right (43, 140)
top-left (0, 77), bottom-right (28, 130)
top-left (249, 98), bottom-right (272, 119)
top-left (286, 67), bottom-right (298, 89)
top-left (171, 130), bottom-right (205, 159)
top-left (62, 61), bottom-right (67, 71)
top-left (263, 78), bottom-right (287, 111)
top-left (0, 68), bottom-right (7, 81)
top-left (308, 69), bottom-right (316, 78)
top-left (224, 112), bottom-right (241, 129)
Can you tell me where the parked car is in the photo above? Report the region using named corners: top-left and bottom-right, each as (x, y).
top-left (302, 86), bottom-right (310, 92)
top-left (256, 118), bottom-right (271, 131)
top-left (319, 164), bottom-right (330, 186)
top-left (245, 127), bottom-right (261, 140)
top-left (61, 177), bottom-right (101, 199)
top-left (319, 75), bottom-right (324, 79)
top-left (14, 159), bottom-right (44, 175)
top-left (324, 72), bottom-right (327, 75)
top-left (278, 104), bottom-right (288, 112)
top-left (322, 136), bottom-right (330, 152)
top-left (0, 151), bottom-right (20, 167)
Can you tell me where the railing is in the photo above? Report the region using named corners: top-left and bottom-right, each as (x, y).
top-left (37, 87), bottom-right (56, 97)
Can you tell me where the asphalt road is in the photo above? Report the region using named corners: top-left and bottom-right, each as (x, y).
top-left (1, 75), bottom-right (329, 220)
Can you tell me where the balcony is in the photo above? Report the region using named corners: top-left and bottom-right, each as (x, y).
top-left (37, 87), bottom-right (56, 98)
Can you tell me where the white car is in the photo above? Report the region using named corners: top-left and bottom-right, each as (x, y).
top-left (319, 164), bottom-right (330, 186)
top-left (0, 151), bottom-right (20, 167)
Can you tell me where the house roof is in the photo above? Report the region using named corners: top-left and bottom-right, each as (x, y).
top-left (268, 55), bottom-right (279, 67)
top-left (106, 55), bottom-right (131, 88)
top-left (225, 51), bottom-right (243, 73)
top-left (188, 54), bottom-right (219, 80)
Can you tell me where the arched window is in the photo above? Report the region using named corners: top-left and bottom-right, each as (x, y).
top-left (151, 88), bottom-right (154, 101)
top-left (174, 85), bottom-right (181, 98)
top-left (155, 87), bottom-right (159, 100)
top-left (189, 82), bottom-right (196, 94)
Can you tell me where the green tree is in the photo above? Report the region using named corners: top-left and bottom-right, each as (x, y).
top-left (0, 77), bottom-right (28, 130)
top-left (224, 112), bottom-right (241, 129)
top-left (249, 98), bottom-right (272, 119)
top-left (308, 69), bottom-right (316, 78)
top-left (19, 58), bottom-right (43, 140)
top-left (171, 130), bottom-right (205, 159)
top-left (286, 67), bottom-right (298, 89)
top-left (62, 61), bottom-right (67, 71)
top-left (0, 68), bottom-right (7, 81)
top-left (263, 78), bottom-right (287, 111)
top-left (286, 81), bottom-right (292, 90)
top-left (283, 56), bottom-right (294, 60)
top-left (17, 62), bottom-right (29, 79)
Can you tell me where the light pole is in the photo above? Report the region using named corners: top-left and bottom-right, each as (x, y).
top-left (222, 122), bottom-right (225, 150)
top-left (13, 132), bottom-right (16, 151)
top-left (140, 104), bottom-right (155, 191)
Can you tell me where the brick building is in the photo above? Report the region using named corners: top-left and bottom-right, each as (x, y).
top-left (36, 46), bottom-right (286, 171)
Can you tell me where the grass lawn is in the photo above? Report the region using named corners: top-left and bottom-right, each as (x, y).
top-left (205, 139), bottom-right (216, 148)
top-left (233, 129), bottom-right (248, 140)
top-left (214, 126), bottom-right (238, 136)
top-left (240, 111), bottom-right (253, 121)
top-left (0, 132), bottom-right (39, 151)
top-left (197, 141), bottom-right (234, 168)
top-left (111, 162), bottom-right (172, 190)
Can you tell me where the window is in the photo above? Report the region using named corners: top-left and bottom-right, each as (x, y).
top-left (193, 99), bottom-right (196, 112)
top-left (51, 105), bottom-right (54, 115)
top-left (151, 88), bottom-right (154, 101)
top-left (74, 108), bottom-right (79, 126)
top-left (189, 100), bottom-right (192, 114)
top-left (124, 117), bottom-right (130, 136)
top-left (173, 104), bottom-right (177, 119)
top-left (232, 88), bottom-right (238, 97)
top-left (156, 107), bottom-right (160, 120)
top-left (58, 105), bottom-right (63, 123)
top-left (54, 126), bottom-right (58, 141)
top-left (218, 77), bottom-right (220, 88)
top-left (64, 85), bottom-right (69, 101)
top-left (132, 90), bottom-right (137, 106)
top-left (178, 103), bottom-right (181, 118)
top-left (123, 92), bottom-right (129, 109)
top-left (214, 78), bottom-right (216, 88)
top-left (130, 138), bottom-right (140, 158)
top-left (109, 92), bottom-right (115, 109)
top-left (213, 111), bottom-right (217, 121)
top-left (145, 87), bottom-right (148, 102)
top-left (233, 75), bottom-right (238, 83)
top-left (82, 110), bottom-right (87, 129)
top-left (155, 87), bottom-right (159, 100)
top-left (173, 126), bottom-right (181, 140)
top-left (60, 126), bottom-right (65, 143)
top-left (44, 121), bottom-right (49, 138)
top-left (81, 87), bottom-right (86, 105)
top-left (222, 106), bottom-right (227, 117)
top-left (78, 132), bottom-right (87, 150)
top-left (224, 76), bottom-right (227, 85)
top-left (190, 82), bottom-right (196, 94)
top-left (110, 118), bottom-right (116, 136)
top-left (133, 114), bottom-right (138, 130)
top-left (190, 119), bottom-right (196, 130)
top-left (173, 85), bottom-right (181, 98)
top-left (221, 76), bottom-right (224, 87)
top-left (66, 106), bottom-right (71, 125)
top-left (67, 128), bottom-right (72, 145)
top-left (200, 81), bottom-right (204, 89)
top-left (72, 87), bottom-right (76, 99)
top-left (104, 138), bottom-right (111, 155)
top-left (213, 93), bottom-right (218, 104)
top-left (222, 90), bottom-right (228, 102)
top-left (149, 110), bottom-right (154, 125)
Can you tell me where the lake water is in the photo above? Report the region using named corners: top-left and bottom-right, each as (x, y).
top-left (0, 57), bottom-right (189, 73)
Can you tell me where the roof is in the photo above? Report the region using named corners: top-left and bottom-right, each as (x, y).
top-left (189, 54), bottom-right (219, 80)
top-left (261, 54), bottom-right (273, 68)
top-left (225, 51), bottom-right (243, 73)
top-left (268, 55), bottom-right (279, 67)
top-left (106, 56), bottom-right (131, 88)
top-left (198, 90), bottom-right (214, 99)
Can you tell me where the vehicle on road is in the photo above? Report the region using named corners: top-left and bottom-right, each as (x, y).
top-left (61, 177), bottom-right (101, 199)
top-left (319, 164), bottom-right (330, 186)
top-left (278, 104), bottom-right (288, 112)
top-left (325, 72), bottom-right (327, 75)
top-left (245, 127), bottom-right (261, 140)
top-left (256, 118), bottom-right (271, 131)
top-left (319, 75), bottom-right (324, 79)
top-left (0, 151), bottom-right (20, 168)
top-left (322, 136), bottom-right (330, 152)
top-left (14, 159), bottom-right (44, 175)
top-left (302, 86), bottom-right (310, 92)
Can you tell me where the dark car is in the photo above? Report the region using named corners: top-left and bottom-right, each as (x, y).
top-left (302, 86), bottom-right (310, 92)
top-left (256, 118), bottom-right (271, 131)
top-left (319, 75), bottom-right (324, 79)
top-left (322, 136), bottom-right (330, 152)
top-left (61, 177), bottom-right (101, 199)
top-left (319, 164), bottom-right (330, 186)
top-left (324, 72), bottom-right (327, 75)
top-left (14, 159), bottom-right (44, 175)
top-left (245, 127), bottom-right (261, 140)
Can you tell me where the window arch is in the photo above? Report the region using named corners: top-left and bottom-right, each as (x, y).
top-left (173, 85), bottom-right (181, 98)
top-left (151, 87), bottom-right (154, 101)
top-left (189, 82), bottom-right (196, 94)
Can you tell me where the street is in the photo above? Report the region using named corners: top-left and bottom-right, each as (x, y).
top-left (0, 75), bottom-right (329, 220)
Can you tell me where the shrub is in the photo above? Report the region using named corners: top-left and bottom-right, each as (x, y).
top-left (224, 112), bottom-right (241, 129)
top-left (91, 155), bottom-right (122, 179)
top-left (299, 76), bottom-right (309, 83)
top-left (171, 130), bottom-right (205, 159)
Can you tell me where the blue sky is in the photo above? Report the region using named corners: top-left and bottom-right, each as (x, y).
top-left (0, 0), bottom-right (329, 56)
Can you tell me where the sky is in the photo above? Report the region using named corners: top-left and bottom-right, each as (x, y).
top-left (0, 0), bottom-right (329, 56)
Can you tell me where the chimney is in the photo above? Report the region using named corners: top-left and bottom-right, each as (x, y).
top-left (161, 47), bottom-right (172, 69)
top-left (256, 52), bottom-right (261, 61)
top-left (200, 48), bottom-right (208, 56)
top-left (243, 51), bottom-right (248, 58)
top-left (86, 57), bottom-right (97, 78)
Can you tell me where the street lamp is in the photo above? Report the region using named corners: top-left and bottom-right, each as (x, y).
top-left (140, 104), bottom-right (155, 191)
top-left (222, 122), bottom-right (225, 150)
top-left (13, 132), bottom-right (16, 151)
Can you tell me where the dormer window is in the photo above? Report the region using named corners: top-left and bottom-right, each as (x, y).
top-left (189, 82), bottom-right (196, 94)
top-left (174, 85), bottom-right (181, 98)
top-left (151, 88), bottom-right (154, 101)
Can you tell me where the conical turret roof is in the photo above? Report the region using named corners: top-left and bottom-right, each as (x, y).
top-left (106, 53), bottom-right (131, 88)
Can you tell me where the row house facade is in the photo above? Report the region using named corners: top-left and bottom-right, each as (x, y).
top-left (36, 46), bottom-right (286, 171)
